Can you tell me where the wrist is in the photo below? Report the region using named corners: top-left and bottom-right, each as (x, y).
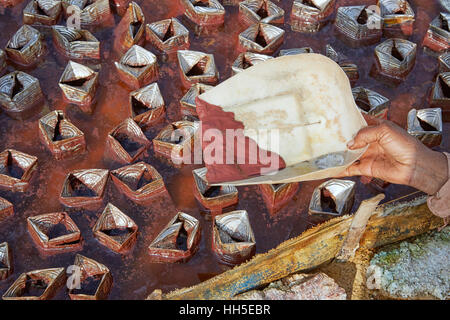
top-left (411, 149), bottom-right (448, 195)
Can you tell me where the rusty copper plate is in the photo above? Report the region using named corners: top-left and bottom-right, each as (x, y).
top-left (2, 267), bottom-right (66, 300)
top-left (113, 1), bottom-right (146, 54)
top-left (110, 161), bottom-right (167, 203)
top-left (38, 110), bottom-right (86, 160)
top-left (4, 25), bottom-right (45, 66)
top-left (212, 210), bottom-right (256, 266)
top-left (146, 17), bottom-right (190, 53)
top-left (106, 118), bottom-right (151, 164)
top-left (68, 254), bottom-right (113, 300)
top-left (0, 71), bottom-right (45, 120)
top-left (92, 203), bottom-right (138, 253)
top-left (23, 0), bottom-right (62, 26)
top-left (52, 26), bottom-right (100, 60)
top-left (59, 168), bottom-right (108, 209)
top-left (0, 149), bottom-right (37, 192)
top-left (259, 182), bottom-right (299, 214)
top-left (115, 45), bottom-right (159, 89)
top-left (27, 211), bottom-right (83, 253)
top-left (148, 212), bottom-right (201, 263)
top-left (193, 167), bottom-right (239, 214)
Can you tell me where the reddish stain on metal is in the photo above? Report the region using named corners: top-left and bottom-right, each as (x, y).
top-left (0, 0), bottom-right (449, 299)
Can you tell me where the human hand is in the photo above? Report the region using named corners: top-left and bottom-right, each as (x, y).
top-left (337, 115), bottom-right (448, 195)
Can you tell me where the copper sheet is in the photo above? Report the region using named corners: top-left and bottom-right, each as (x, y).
top-left (27, 211), bottom-right (83, 253)
top-left (23, 0), bottom-right (62, 26)
top-left (92, 203), bottom-right (139, 253)
top-left (2, 267), bottom-right (66, 300)
top-left (38, 110), bottom-right (86, 160)
top-left (0, 149), bottom-right (37, 192)
top-left (110, 161), bottom-right (167, 203)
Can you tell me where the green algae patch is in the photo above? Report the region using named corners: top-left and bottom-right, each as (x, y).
top-left (366, 226), bottom-right (449, 300)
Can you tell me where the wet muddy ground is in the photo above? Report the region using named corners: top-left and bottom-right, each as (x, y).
top-left (0, 0), bottom-right (449, 299)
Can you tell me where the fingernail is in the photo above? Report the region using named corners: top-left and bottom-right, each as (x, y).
top-left (347, 139), bottom-right (355, 148)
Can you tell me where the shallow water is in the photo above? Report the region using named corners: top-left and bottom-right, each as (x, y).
top-left (0, 0), bottom-right (449, 299)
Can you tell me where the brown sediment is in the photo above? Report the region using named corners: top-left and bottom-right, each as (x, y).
top-left (196, 97), bottom-right (286, 184)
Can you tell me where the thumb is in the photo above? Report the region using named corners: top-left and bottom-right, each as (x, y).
top-left (348, 125), bottom-right (383, 150)
top-left (334, 160), bottom-right (363, 178)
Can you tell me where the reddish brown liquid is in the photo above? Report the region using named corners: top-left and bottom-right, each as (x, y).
top-left (0, 0), bottom-right (448, 300)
